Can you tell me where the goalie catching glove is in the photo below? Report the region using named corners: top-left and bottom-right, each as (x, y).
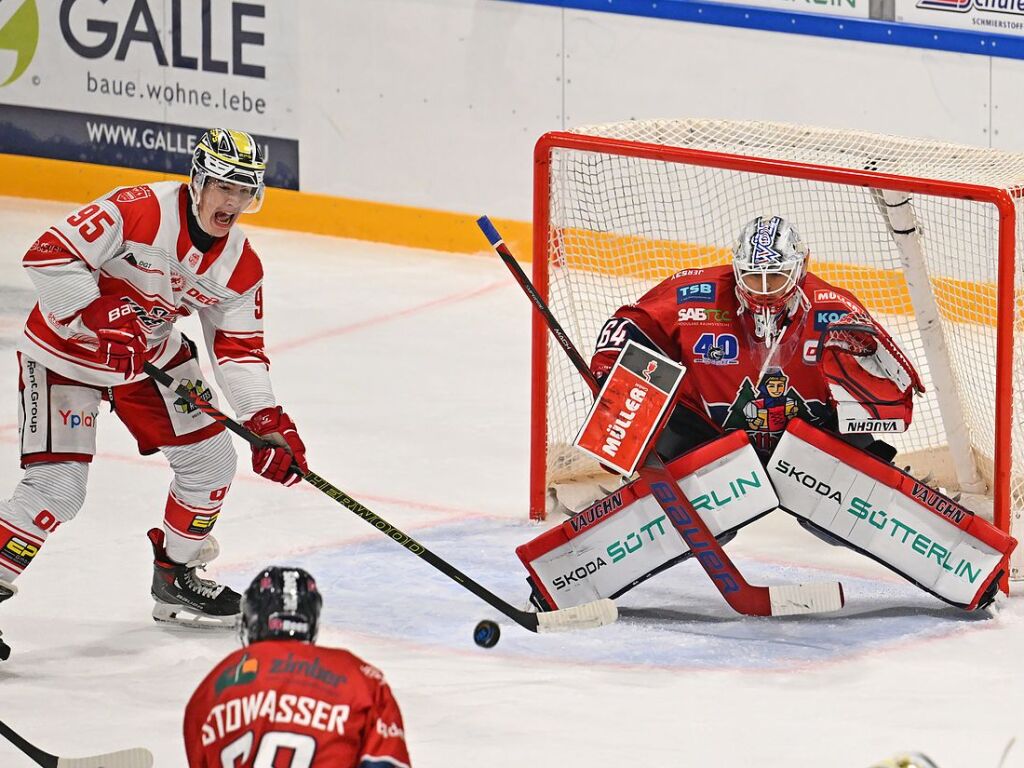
top-left (244, 406), bottom-right (308, 486)
top-left (817, 311), bottom-right (925, 434)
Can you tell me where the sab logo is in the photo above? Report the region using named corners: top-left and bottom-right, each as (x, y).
top-left (0, 1), bottom-right (39, 87)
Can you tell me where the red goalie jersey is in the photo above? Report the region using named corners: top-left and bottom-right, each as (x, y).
top-left (184, 640), bottom-right (411, 768)
top-left (590, 265), bottom-right (908, 457)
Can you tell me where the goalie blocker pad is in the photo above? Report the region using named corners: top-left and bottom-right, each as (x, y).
top-left (517, 431), bottom-right (778, 610)
top-left (770, 419), bottom-right (1016, 610)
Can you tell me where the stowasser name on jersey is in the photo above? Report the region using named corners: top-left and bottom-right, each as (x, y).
top-left (201, 690), bottom-right (351, 745)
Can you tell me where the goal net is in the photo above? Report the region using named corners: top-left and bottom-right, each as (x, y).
top-left (531, 119), bottom-right (1024, 585)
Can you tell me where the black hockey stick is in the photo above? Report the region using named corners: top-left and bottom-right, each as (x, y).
top-left (142, 362), bottom-right (616, 634)
top-left (477, 215), bottom-right (844, 617)
top-left (0, 719), bottom-right (152, 768)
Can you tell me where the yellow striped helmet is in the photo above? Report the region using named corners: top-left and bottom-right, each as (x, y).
top-left (190, 128), bottom-right (267, 213)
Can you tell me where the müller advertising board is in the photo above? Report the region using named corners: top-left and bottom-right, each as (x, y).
top-left (0, 0), bottom-right (300, 189)
top-left (574, 341), bottom-right (687, 478)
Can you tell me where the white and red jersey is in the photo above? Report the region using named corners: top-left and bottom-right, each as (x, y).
top-left (21, 181), bottom-right (273, 419)
top-left (590, 265), bottom-right (882, 456)
top-left (184, 640), bottom-right (411, 768)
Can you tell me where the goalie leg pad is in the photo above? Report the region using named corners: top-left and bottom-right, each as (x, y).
top-left (769, 419), bottom-right (1016, 610)
top-left (517, 431), bottom-right (779, 610)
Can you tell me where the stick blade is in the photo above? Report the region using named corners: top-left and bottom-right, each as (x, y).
top-left (768, 582), bottom-right (845, 616)
top-left (57, 748), bottom-right (154, 768)
top-left (536, 598), bottom-right (618, 633)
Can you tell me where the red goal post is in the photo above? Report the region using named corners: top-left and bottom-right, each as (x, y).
top-left (530, 120), bottom-right (1022, 586)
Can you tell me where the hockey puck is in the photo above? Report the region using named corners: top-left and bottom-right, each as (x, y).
top-left (473, 619), bottom-right (500, 648)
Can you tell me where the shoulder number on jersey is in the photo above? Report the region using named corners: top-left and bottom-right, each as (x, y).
top-left (595, 318), bottom-right (631, 352)
top-left (67, 204), bottom-right (115, 244)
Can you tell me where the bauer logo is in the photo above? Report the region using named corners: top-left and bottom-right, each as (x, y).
top-left (676, 282), bottom-right (716, 304)
top-left (0, 0), bottom-right (39, 87)
top-left (59, 0), bottom-right (268, 78)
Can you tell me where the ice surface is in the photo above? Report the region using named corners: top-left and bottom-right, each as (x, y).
top-left (0, 197), bottom-right (1020, 768)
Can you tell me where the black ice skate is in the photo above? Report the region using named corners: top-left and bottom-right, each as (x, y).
top-left (148, 528), bottom-right (241, 629)
top-left (0, 579), bottom-right (16, 660)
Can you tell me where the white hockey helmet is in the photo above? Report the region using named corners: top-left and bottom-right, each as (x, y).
top-left (732, 215), bottom-right (809, 313)
top-left (189, 128), bottom-right (267, 214)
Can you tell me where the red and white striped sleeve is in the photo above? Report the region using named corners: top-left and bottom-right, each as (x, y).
top-left (199, 239), bottom-right (276, 421)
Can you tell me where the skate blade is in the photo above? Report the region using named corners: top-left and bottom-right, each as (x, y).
top-left (152, 602), bottom-right (239, 630)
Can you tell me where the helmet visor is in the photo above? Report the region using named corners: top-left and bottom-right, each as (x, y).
top-left (192, 171), bottom-right (264, 214)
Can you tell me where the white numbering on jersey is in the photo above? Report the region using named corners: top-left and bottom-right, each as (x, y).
top-left (220, 731), bottom-right (317, 768)
top-left (596, 318), bottom-right (631, 351)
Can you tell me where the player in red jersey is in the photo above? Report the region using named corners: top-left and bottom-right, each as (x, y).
top-left (184, 567), bottom-right (411, 768)
top-left (590, 215), bottom-right (923, 465)
top-left (0, 129), bottom-right (310, 657)
top-left (520, 217), bottom-right (1012, 613)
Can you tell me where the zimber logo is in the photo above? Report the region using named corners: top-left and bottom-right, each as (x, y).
top-left (0, 0), bottom-right (39, 87)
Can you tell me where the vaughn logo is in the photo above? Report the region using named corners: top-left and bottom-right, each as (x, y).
top-left (910, 482), bottom-right (969, 524)
top-left (842, 419), bottom-right (902, 433)
top-left (0, 0), bottom-right (38, 87)
top-left (569, 492), bottom-right (624, 534)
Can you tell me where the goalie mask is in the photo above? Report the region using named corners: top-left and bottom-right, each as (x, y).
top-left (240, 566), bottom-right (322, 645)
top-left (732, 216), bottom-right (810, 346)
top-left (190, 128), bottom-right (266, 216)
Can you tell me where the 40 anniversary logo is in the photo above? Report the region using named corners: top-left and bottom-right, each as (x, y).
top-left (0, 0), bottom-right (39, 87)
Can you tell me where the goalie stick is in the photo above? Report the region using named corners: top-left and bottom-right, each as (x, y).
top-left (142, 362), bottom-right (616, 634)
top-left (0, 719), bottom-right (153, 768)
top-left (477, 215), bottom-right (844, 617)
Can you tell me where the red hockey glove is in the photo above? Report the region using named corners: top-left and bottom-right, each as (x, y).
top-left (818, 312), bottom-right (924, 434)
top-left (78, 296), bottom-right (147, 379)
top-left (244, 406), bottom-right (308, 487)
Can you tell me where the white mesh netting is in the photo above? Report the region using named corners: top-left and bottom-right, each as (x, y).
top-left (538, 119), bottom-right (1023, 579)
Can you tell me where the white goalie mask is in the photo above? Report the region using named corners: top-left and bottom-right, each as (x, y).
top-left (732, 215), bottom-right (810, 346)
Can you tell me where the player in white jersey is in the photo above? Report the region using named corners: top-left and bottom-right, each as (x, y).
top-left (0, 129), bottom-right (310, 658)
